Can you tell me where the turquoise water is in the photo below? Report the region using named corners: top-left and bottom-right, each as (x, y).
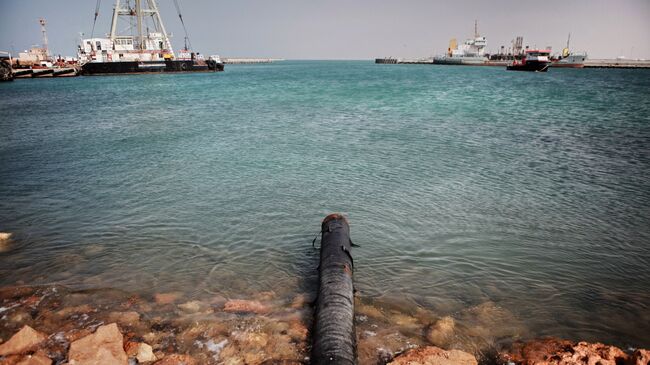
top-left (1, 61), bottom-right (649, 347)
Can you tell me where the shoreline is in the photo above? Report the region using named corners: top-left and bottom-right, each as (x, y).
top-left (0, 284), bottom-right (647, 364)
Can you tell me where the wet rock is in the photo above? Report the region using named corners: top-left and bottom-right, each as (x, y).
top-left (154, 292), bottom-right (181, 305)
top-left (0, 325), bottom-right (47, 356)
top-left (153, 354), bottom-right (197, 365)
top-left (68, 323), bottom-right (128, 365)
top-left (389, 346), bottom-right (478, 365)
top-left (425, 316), bottom-right (455, 347)
top-left (631, 349), bottom-right (650, 365)
top-left (15, 352), bottom-right (52, 365)
top-left (504, 338), bottom-right (631, 365)
top-left (223, 299), bottom-right (270, 314)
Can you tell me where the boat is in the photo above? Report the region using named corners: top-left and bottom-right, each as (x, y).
top-left (551, 34), bottom-right (587, 68)
top-left (507, 49), bottom-right (551, 72)
top-left (433, 21), bottom-right (489, 65)
top-left (77, 0), bottom-right (223, 75)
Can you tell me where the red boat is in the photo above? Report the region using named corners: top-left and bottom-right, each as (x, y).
top-left (507, 49), bottom-right (551, 72)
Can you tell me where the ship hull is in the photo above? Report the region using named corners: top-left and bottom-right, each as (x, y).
top-left (550, 62), bottom-right (585, 68)
top-left (81, 60), bottom-right (224, 75)
top-left (507, 61), bottom-right (550, 72)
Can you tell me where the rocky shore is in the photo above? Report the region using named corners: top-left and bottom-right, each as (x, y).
top-left (0, 285), bottom-right (647, 365)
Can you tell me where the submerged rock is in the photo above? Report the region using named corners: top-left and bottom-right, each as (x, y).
top-left (388, 346), bottom-right (478, 365)
top-left (0, 325), bottom-right (47, 356)
top-left (425, 316), bottom-right (455, 347)
top-left (177, 301), bottom-right (204, 314)
top-left (154, 292), bottom-right (182, 305)
top-left (67, 323), bottom-right (128, 365)
top-left (0, 232), bottom-right (12, 252)
top-left (223, 299), bottom-right (270, 314)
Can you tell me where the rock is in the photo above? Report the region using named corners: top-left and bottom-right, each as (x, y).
top-left (154, 292), bottom-right (181, 305)
top-left (389, 346), bottom-right (478, 365)
top-left (107, 311), bottom-right (140, 326)
top-left (16, 352), bottom-right (52, 365)
top-left (223, 299), bottom-right (269, 314)
top-left (504, 338), bottom-right (632, 365)
top-left (0, 232), bottom-right (11, 241)
top-left (425, 316), bottom-right (455, 347)
top-left (177, 301), bottom-right (203, 313)
top-left (67, 323), bottom-right (128, 365)
top-left (631, 349), bottom-right (650, 365)
top-left (0, 325), bottom-right (47, 356)
top-left (153, 354), bottom-right (197, 365)
top-left (126, 342), bottom-right (156, 363)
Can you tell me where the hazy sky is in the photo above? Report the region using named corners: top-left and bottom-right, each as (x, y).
top-left (1, 0), bottom-right (649, 59)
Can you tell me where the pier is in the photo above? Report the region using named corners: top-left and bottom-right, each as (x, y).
top-left (222, 58), bottom-right (284, 64)
top-left (584, 59), bottom-right (650, 69)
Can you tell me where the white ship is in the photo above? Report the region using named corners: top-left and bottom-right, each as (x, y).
top-left (434, 21), bottom-right (488, 65)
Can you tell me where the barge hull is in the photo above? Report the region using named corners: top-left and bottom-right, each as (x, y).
top-left (81, 60), bottom-right (224, 75)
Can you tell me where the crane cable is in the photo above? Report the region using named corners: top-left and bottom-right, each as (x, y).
top-left (91, 0), bottom-right (102, 38)
top-left (173, 0), bottom-right (192, 50)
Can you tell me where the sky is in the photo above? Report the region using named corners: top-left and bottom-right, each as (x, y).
top-left (1, 0), bottom-right (649, 60)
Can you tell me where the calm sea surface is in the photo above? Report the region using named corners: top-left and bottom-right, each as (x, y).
top-left (1, 61), bottom-right (649, 346)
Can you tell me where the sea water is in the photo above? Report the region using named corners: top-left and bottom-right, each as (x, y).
top-left (1, 61), bottom-right (649, 346)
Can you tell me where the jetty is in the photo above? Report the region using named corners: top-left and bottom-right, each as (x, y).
top-left (584, 59), bottom-right (650, 69)
top-left (222, 58), bottom-right (284, 64)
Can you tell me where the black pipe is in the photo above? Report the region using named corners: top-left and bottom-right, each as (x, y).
top-left (311, 214), bottom-right (356, 364)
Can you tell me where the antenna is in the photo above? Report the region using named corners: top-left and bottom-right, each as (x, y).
top-left (39, 18), bottom-right (49, 57)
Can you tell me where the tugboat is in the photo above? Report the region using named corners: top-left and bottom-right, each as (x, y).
top-left (78, 0), bottom-right (223, 75)
top-left (507, 49), bottom-right (551, 72)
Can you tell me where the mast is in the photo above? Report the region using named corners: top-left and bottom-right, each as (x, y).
top-left (106, 0), bottom-right (174, 56)
top-left (566, 33), bottom-right (571, 49)
top-left (39, 18), bottom-right (49, 57)
top-left (474, 19), bottom-right (478, 38)
top-left (136, 0), bottom-right (143, 50)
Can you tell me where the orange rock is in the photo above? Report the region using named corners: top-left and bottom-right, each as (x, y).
top-left (67, 323), bottom-right (128, 365)
top-left (0, 325), bottom-right (47, 356)
top-left (153, 354), bottom-right (197, 365)
top-left (223, 299), bottom-right (269, 314)
top-left (389, 346), bottom-right (478, 365)
top-left (631, 349), bottom-right (650, 365)
top-left (505, 338), bottom-right (632, 365)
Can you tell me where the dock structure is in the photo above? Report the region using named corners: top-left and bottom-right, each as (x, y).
top-left (312, 214), bottom-right (356, 365)
top-left (584, 59), bottom-right (650, 69)
top-left (222, 58), bottom-right (283, 64)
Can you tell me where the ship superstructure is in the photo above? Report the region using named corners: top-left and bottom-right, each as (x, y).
top-left (78, 0), bottom-right (223, 74)
top-left (434, 21), bottom-right (488, 65)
